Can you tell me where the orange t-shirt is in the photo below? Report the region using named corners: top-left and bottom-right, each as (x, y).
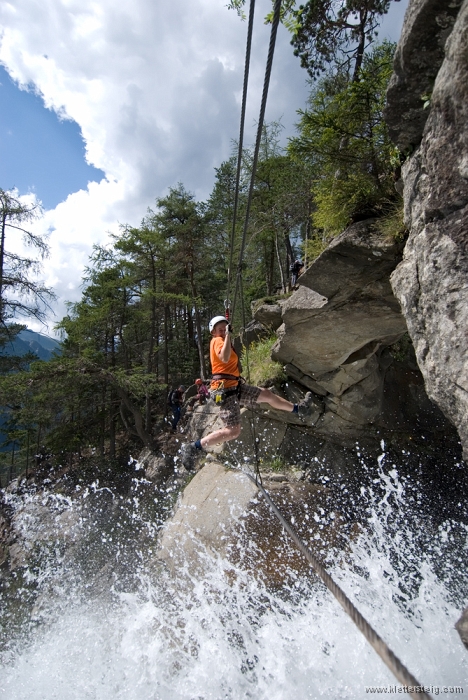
top-left (210, 337), bottom-right (239, 389)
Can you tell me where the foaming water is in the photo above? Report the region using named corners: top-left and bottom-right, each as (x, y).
top-left (1, 456), bottom-right (468, 699)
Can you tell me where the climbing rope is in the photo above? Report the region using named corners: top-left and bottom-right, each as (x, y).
top-left (227, 460), bottom-right (432, 700)
top-left (231, 0), bottom-right (282, 321)
top-left (238, 273), bottom-right (262, 481)
top-left (226, 0), bottom-right (282, 479)
top-left (217, 6), bottom-right (432, 694)
top-left (226, 0), bottom-right (256, 313)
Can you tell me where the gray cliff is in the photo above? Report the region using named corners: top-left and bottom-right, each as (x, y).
top-left (385, 0), bottom-right (468, 460)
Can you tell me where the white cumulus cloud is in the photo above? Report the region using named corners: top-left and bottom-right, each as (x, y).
top-left (0, 0), bottom-right (407, 334)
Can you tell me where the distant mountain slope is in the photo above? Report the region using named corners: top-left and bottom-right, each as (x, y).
top-left (1, 329), bottom-right (61, 361)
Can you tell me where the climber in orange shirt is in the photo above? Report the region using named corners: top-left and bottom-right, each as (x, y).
top-left (180, 315), bottom-right (314, 469)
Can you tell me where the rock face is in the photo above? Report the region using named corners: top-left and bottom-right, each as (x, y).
top-left (186, 216), bottom-right (456, 464)
top-left (384, 0), bottom-right (463, 151)
top-left (157, 460), bottom-right (258, 575)
top-left (157, 458), bottom-right (343, 586)
top-left (269, 220), bottom-right (407, 434)
top-left (388, 0), bottom-right (468, 458)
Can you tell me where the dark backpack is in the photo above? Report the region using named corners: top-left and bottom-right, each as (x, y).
top-left (167, 389), bottom-right (179, 407)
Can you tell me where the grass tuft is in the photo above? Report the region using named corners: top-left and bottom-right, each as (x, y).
top-left (244, 337), bottom-right (286, 388)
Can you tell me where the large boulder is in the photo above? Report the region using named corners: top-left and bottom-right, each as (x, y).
top-left (157, 459), bottom-right (344, 586)
top-left (240, 319), bottom-right (270, 349)
top-left (389, 0), bottom-right (468, 459)
top-left (271, 220), bottom-right (406, 430)
top-left (273, 220), bottom-right (405, 376)
top-left (157, 460), bottom-right (258, 576)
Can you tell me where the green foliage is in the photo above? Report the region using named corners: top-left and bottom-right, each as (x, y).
top-left (290, 1), bottom-right (395, 80)
top-left (389, 333), bottom-right (412, 363)
top-left (220, 122), bottom-right (314, 319)
top-left (0, 11), bottom-right (403, 475)
top-left (268, 455), bottom-right (286, 472)
top-left (302, 231), bottom-right (327, 263)
top-left (0, 189), bottom-right (55, 324)
top-left (245, 337), bottom-right (286, 387)
top-left (0, 181), bottom-right (235, 467)
top-left (289, 42), bottom-right (397, 236)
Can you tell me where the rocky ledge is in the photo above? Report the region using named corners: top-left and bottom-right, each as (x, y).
top-left (239, 219), bottom-right (455, 458)
top-left (157, 457), bottom-right (347, 587)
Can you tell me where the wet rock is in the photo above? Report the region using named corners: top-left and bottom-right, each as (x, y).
top-left (157, 459), bottom-right (344, 586)
top-left (139, 448), bottom-right (174, 482)
top-left (230, 408), bottom-right (288, 461)
top-left (186, 402), bottom-right (225, 455)
top-left (157, 461), bottom-right (258, 575)
top-left (389, 0), bottom-right (468, 459)
top-left (456, 606), bottom-right (468, 650)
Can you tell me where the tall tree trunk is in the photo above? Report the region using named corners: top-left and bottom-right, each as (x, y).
top-left (304, 193), bottom-right (312, 269)
top-left (109, 398), bottom-right (116, 458)
top-left (0, 214), bottom-right (6, 320)
top-left (187, 262), bottom-right (206, 379)
top-left (275, 230), bottom-right (286, 293)
top-left (155, 316), bottom-right (160, 379)
top-left (283, 228), bottom-right (294, 267)
top-left (266, 239), bottom-right (275, 295)
top-left (351, 9), bottom-right (368, 83)
top-left (164, 304), bottom-right (169, 386)
top-left (100, 388), bottom-right (105, 457)
top-left (112, 383), bottom-right (154, 449)
top-left (187, 306), bottom-right (195, 347)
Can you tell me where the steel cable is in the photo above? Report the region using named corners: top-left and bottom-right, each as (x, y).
top-left (226, 0), bottom-right (256, 311)
top-left (232, 464), bottom-right (433, 700)
top-left (231, 0), bottom-right (282, 320)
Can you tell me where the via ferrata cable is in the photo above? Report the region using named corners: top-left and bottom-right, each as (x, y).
top-left (226, 0), bottom-right (256, 316)
top-left (230, 459), bottom-right (432, 700)
top-left (227, 0), bottom-right (283, 479)
top-left (231, 0), bottom-right (282, 321)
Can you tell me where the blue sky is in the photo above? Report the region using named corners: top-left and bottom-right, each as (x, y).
top-left (0, 0), bottom-right (409, 334)
top-left (0, 65), bottom-right (104, 210)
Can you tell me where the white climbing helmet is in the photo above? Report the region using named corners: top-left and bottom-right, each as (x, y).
top-left (209, 315), bottom-right (228, 332)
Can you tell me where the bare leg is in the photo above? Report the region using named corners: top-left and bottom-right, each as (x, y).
top-left (198, 389), bottom-right (293, 450)
top-left (200, 424), bottom-right (241, 449)
top-left (256, 388), bottom-right (294, 412)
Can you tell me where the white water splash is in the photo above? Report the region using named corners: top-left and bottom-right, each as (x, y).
top-left (1, 460), bottom-right (467, 699)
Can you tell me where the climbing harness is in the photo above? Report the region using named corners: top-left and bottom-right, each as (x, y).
top-left (210, 381), bottom-right (238, 406)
